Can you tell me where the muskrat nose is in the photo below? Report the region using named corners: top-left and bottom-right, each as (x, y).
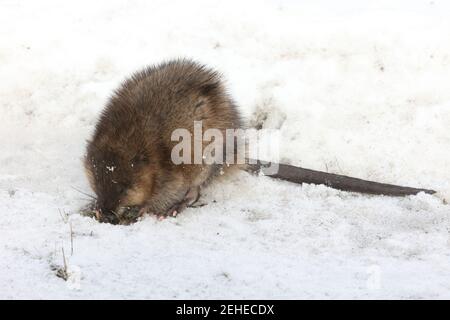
top-left (96, 208), bottom-right (119, 225)
top-left (95, 202), bottom-right (120, 225)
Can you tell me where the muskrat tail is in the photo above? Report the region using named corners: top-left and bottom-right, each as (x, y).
top-left (243, 159), bottom-right (436, 196)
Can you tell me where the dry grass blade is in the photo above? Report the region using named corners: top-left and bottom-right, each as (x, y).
top-left (56, 247), bottom-right (69, 281)
top-left (70, 222), bottom-right (74, 256)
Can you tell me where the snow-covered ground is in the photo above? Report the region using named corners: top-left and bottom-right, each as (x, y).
top-left (1, 0), bottom-right (449, 299)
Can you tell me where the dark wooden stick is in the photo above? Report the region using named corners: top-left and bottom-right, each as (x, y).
top-left (244, 159), bottom-right (436, 196)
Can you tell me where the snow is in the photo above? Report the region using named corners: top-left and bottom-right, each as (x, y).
top-left (1, 0), bottom-right (449, 299)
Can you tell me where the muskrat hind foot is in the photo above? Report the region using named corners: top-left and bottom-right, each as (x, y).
top-left (162, 187), bottom-right (202, 218)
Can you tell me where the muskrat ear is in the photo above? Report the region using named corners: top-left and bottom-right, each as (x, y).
top-left (200, 81), bottom-right (219, 95)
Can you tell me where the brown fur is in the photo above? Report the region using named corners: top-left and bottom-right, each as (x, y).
top-left (84, 59), bottom-right (242, 223)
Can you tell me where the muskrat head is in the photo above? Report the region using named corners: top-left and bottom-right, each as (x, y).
top-left (84, 144), bottom-right (155, 224)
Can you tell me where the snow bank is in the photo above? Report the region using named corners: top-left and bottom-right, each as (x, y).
top-left (0, 0), bottom-right (449, 299)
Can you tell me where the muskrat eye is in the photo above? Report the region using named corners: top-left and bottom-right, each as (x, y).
top-left (112, 181), bottom-right (125, 194)
top-left (131, 153), bottom-right (149, 167)
top-left (117, 185), bottom-right (126, 194)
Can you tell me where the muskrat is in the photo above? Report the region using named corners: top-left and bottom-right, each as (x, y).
top-left (84, 59), bottom-right (435, 224)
